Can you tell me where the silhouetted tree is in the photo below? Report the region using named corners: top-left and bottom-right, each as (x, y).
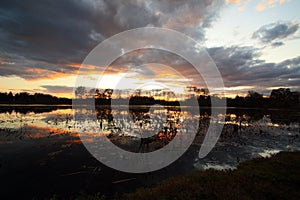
top-left (75, 86), bottom-right (86, 99)
top-left (247, 90), bottom-right (263, 99)
top-left (104, 89), bottom-right (113, 99)
top-left (88, 88), bottom-right (96, 98)
top-left (270, 88), bottom-right (299, 108)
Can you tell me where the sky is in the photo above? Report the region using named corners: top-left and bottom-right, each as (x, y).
top-left (0, 0), bottom-right (299, 98)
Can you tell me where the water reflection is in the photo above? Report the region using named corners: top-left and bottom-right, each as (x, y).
top-left (0, 106), bottom-right (299, 170)
top-left (0, 105), bottom-right (71, 114)
top-left (96, 105), bottom-right (184, 152)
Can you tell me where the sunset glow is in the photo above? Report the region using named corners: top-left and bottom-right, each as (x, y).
top-left (0, 0), bottom-right (299, 98)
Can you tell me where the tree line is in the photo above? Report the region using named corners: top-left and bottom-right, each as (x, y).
top-left (0, 92), bottom-right (71, 104)
top-left (0, 88), bottom-right (299, 108)
top-left (226, 88), bottom-right (299, 108)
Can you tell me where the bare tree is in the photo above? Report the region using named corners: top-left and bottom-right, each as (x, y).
top-left (75, 86), bottom-right (87, 99)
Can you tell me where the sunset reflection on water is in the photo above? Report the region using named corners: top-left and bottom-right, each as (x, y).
top-left (0, 106), bottom-right (299, 170)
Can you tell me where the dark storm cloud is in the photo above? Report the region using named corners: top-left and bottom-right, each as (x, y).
top-left (110, 48), bottom-right (200, 83)
top-left (207, 46), bottom-right (300, 93)
top-left (0, 0), bottom-right (223, 80)
top-left (0, 51), bottom-right (79, 79)
top-left (110, 45), bottom-right (300, 93)
top-left (2, 0), bottom-right (298, 94)
top-left (252, 21), bottom-right (299, 46)
top-left (0, 0), bottom-right (115, 65)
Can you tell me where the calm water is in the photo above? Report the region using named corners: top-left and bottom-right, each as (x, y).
top-left (1, 105), bottom-right (299, 168)
top-left (0, 105), bottom-right (300, 199)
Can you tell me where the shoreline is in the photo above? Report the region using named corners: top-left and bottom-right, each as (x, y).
top-left (116, 151), bottom-right (300, 200)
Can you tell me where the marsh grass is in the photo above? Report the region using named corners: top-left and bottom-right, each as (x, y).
top-left (118, 151), bottom-right (300, 200)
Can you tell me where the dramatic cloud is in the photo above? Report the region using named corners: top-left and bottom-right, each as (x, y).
top-left (207, 46), bottom-right (300, 94)
top-left (0, 0), bottom-right (223, 80)
top-left (252, 21), bottom-right (299, 46)
top-left (0, 52), bottom-right (80, 80)
top-left (109, 49), bottom-right (197, 88)
top-left (0, 0), bottom-right (299, 96)
top-left (105, 45), bottom-right (300, 94)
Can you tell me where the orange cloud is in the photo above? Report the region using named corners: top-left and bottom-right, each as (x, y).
top-left (69, 63), bottom-right (129, 75)
top-left (256, 3), bottom-right (266, 11)
top-left (226, 0), bottom-right (251, 11)
top-left (256, 0), bottom-right (287, 11)
top-left (226, 0), bottom-right (241, 2)
top-left (227, 0), bottom-right (288, 11)
top-left (23, 68), bottom-right (72, 81)
top-left (21, 63), bottom-right (128, 82)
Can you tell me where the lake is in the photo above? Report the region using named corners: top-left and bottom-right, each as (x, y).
top-left (0, 105), bottom-right (299, 198)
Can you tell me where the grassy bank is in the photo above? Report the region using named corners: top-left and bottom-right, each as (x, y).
top-left (73, 151), bottom-right (300, 199)
top-left (118, 151), bottom-right (300, 200)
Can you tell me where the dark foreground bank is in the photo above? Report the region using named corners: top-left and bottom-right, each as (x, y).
top-left (81, 151), bottom-right (300, 200)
